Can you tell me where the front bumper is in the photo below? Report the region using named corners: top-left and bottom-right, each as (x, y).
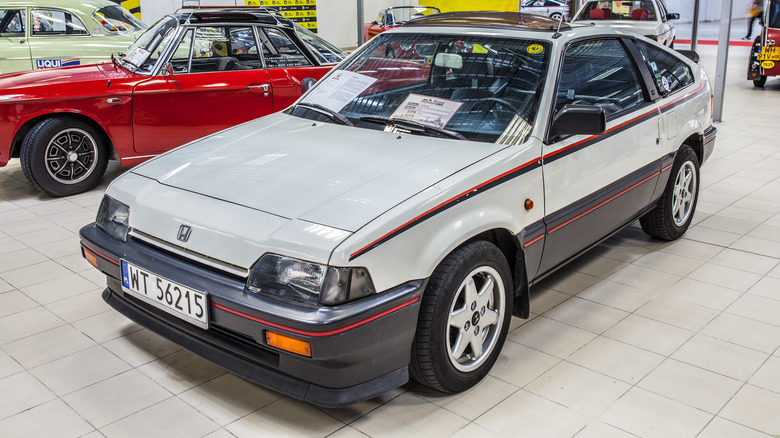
top-left (80, 224), bottom-right (425, 407)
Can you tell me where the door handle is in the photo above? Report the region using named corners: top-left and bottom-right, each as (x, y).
top-left (106, 97), bottom-right (122, 104)
top-left (247, 83), bottom-right (270, 97)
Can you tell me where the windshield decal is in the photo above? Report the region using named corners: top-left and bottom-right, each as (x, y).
top-left (125, 47), bottom-right (150, 68)
top-left (389, 94), bottom-right (463, 129)
top-left (301, 71), bottom-right (377, 112)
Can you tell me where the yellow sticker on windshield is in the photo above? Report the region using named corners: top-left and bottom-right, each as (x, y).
top-left (527, 44), bottom-right (544, 55)
top-left (761, 60), bottom-right (775, 69)
top-left (472, 44), bottom-right (488, 54)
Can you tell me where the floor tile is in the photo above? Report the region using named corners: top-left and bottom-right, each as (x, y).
top-left (709, 248), bottom-right (779, 275)
top-left (564, 254), bottom-right (627, 279)
top-left (599, 387), bottom-right (712, 438)
top-left (72, 310), bottom-right (143, 344)
top-left (475, 390), bottom-right (590, 438)
top-left (178, 373), bottom-right (280, 426)
top-left (700, 313), bottom-right (780, 354)
top-left (138, 349), bottom-right (226, 395)
top-left (534, 270), bottom-right (601, 296)
top-left (574, 421), bottom-right (639, 438)
top-left (0, 399), bottom-right (93, 438)
top-left (697, 416), bottom-right (773, 438)
top-left (658, 238), bottom-right (721, 261)
top-left (747, 276), bottom-right (780, 301)
top-left (4, 324), bottom-right (95, 369)
top-left (603, 314), bottom-right (692, 356)
top-left (687, 263), bottom-right (763, 292)
top-left (415, 375), bottom-right (516, 421)
top-left (30, 345), bottom-right (130, 396)
top-left (1, 260), bottom-right (74, 289)
top-left (567, 337), bottom-right (664, 384)
top-left (0, 248), bottom-right (48, 274)
top-left (100, 396), bottom-right (219, 438)
top-left (525, 361), bottom-right (630, 417)
top-left (637, 359), bottom-right (742, 414)
top-left (528, 287), bottom-right (570, 315)
top-left (542, 297), bottom-right (628, 334)
top-left (102, 328), bottom-right (181, 368)
top-left (45, 289), bottom-right (111, 323)
top-left (507, 316), bottom-right (597, 359)
top-left (663, 278), bottom-right (743, 311)
top-left (576, 279), bottom-right (658, 313)
top-left (605, 264), bottom-right (681, 292)
top-left (683, 225), bottom-right (742, 247)
top-left (227, 397), bottom-right (347, 438)
top-left (672, 334), bottom-right (768, 381)
top-left (632, 251), bottom-right (702, 277)
top-left (0, 306), bottom-right (64, 345)
top-left (730, 235), bottom-right (780, 259)
top-left (489, 340), bottom-right (561, 387)
top-left (747, 355), bottom-right (780, 394)
top-left (720, 385), bottom-right (780, 436)
top-left (449, 422), bottom-right (503, 438)
top-left (635, 294), bottom-right (718, 332)
top-left (20, 273), bottom-right (98, 305)
top-left (726, 293), bottom-right (780, 327)
top-left (63, 370), bottom-right (171, 428)
top-left (0, 290), bottom-right (38, 318)
top-left (0, 371), bottom-right (56, 419)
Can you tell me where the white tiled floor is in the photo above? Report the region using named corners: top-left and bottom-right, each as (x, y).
top-left (1, 45), bottom-right (780, 437)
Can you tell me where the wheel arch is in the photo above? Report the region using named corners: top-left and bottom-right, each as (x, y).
top-left (679, 131), bottom-right (704, 165)
top-left (11, 113), bottom-right (118, 161)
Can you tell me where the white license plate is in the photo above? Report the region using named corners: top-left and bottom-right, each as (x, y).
top-left (121, 260), bottom-right (209, 329)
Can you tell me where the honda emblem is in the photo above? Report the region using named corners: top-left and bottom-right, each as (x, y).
top-left (177, 225), bottom-right (192, 242)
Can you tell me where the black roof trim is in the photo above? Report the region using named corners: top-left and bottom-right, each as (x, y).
top-left (174, 10), bottom-right (292, 27)
top-left (405, 11), bottom-right (572, 32)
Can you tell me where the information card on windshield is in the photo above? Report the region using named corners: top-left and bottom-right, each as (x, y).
top-left (390, 94), bottom-right (463, 129)
top-left (301, 71), bottom-right (377, 112)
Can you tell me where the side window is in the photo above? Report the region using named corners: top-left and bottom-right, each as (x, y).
top-left (0, 9), bottom-right (24, 36)
top-left (31, 9), bottom-right (88, 36)
top-left (259, 27), bottom-right (312, 68)
top-left (555, 39), bottom-right (645, 117)
top-left (635, 40), bottom-right (693, 96)
top-left (181, 26), bottom-right (262, 73)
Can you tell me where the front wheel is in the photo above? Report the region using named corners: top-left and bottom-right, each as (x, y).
top-left (20, 117), bottom-right (108, 197)
top-left (640, 145), bottom-right (699, 240)
top-left (410, 241), bottom-right (513, 393)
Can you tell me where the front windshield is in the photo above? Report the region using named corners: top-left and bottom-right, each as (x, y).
top-left (292, 32), bottom-right (550, 144)
top-left (120, 16), bottom-right (179, 74)
top-left (294, 24), bottom-right (346, 65)
top-left (576, 1), bottom-right (658, 21)
top-left (93, 6), bottom-right (145, 33)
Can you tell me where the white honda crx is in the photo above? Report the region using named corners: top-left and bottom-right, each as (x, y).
top-left (81, 11), bottom-right (716, 407)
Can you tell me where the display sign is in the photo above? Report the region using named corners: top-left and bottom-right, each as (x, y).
top-left (390, 94), bottom-right (463, 129)
top-left (246, 0), bottom-right (318, 32)
top-left (301, 71), bottom-right (377, 112)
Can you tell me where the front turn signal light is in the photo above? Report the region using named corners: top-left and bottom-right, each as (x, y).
top-left (82, 248), bottom-right (98, 268)
top-left (266, 331), bottom-right (312, 357)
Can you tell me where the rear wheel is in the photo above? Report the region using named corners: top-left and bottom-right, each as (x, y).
top-left (753, 75), bottom-right (767, 87)
top-left (640, 145), bottom-right (699, 240)
top-left (20, 117), bottom-right (108, 197)
top-left (410, 241), bottom-right (513, 393)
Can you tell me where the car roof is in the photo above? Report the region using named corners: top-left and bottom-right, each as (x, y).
top-left (405, 11), bottom-right (572, 32)
top-left (0, 0), bottom-right (116, 9)
top-left (171, 8), bottom-right (294, 27)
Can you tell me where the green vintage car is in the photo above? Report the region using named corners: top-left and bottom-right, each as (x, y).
top-left (0, 0), bottom-right (145, 74)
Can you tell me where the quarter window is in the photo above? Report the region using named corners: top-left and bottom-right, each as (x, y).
top-left (0, 9), bottom-right (24, 36)
top-left (635, 40), bottom-right (693, 96)
top-left (31, 9), bottom-right (88, 36)
top-left (555, 39), bottom-right (644, 117)
top-left (259, 27), bottom-right (312, 68)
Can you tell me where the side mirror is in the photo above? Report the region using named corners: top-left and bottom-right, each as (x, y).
top-left (164, 63), bottom-right (174, 77)
top-left (668, 13), bottom-right (680, 20)
top-left (549, 104), bottom-right (606, 139)
top-left (301, 77), bottom-right (317, 94)
top-left (676, 49), bottom-right (700, 63)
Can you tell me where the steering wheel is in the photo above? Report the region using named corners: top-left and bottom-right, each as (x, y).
top-left (476, 97), bottom-right (523, 118)
top-left (217, 57), bottom-right (240, 71)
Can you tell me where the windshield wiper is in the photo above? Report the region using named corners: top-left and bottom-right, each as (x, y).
top-left (360, 116), bottom-right (466, 140)
top-left (296, 102), bottom-right (353, 126)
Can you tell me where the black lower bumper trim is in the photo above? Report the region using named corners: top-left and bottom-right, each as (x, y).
top-left (103, 288), bottom-right (409, 407)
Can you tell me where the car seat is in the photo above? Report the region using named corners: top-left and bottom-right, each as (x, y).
top-left (631, 8), bottom-right (649, 20)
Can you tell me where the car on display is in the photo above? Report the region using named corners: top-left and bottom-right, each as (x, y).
top-left (748, 0), bottom-right (780, 87)
top-left (364, 5), bottom-right (440, 41)
top-left (80, 11), bottom-right (716, 407)
top-left (519, 0), bottom-right (571, 21)
top-left (0, 0), bottom-right (145, 74)
top-left (0, 8), bottom-right (345, 197)
top-left (571, 0), bottom-right (679, 47)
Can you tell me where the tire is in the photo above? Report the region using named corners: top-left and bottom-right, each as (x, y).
top-left (550, 12), bottom-right (563, 21)
top-left (640, 145), bottom-right (699, 240)
top-left (753, 75), bottom-right (767, 88)
top-left (410, 241), bottom-right (513, 393)
top-left (20, 117), bottom-right (108, 197)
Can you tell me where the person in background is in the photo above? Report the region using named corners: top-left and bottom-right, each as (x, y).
top-left (745, 0), bottom-right (765, 39)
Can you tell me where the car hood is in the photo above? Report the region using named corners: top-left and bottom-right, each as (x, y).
top-left (0, 63), bottom-right (108, 93)
top-left (132, 112), bottom-right (506, 232)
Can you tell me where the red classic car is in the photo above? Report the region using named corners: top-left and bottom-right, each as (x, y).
top-left (364, 6), bottom-right (440, 42)
top-left (748, 0), bottom-right (780, 87)
top-left (0, 8), bottom-right (344, 197)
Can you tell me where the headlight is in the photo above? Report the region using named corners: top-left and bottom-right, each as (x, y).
top-left (96, 195), bottom-right (130, 241)
top-left (247, 254), bottom-right (375, 307)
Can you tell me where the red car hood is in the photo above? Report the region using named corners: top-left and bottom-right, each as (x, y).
top-left (0, 62), bottom-right (137, 99)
